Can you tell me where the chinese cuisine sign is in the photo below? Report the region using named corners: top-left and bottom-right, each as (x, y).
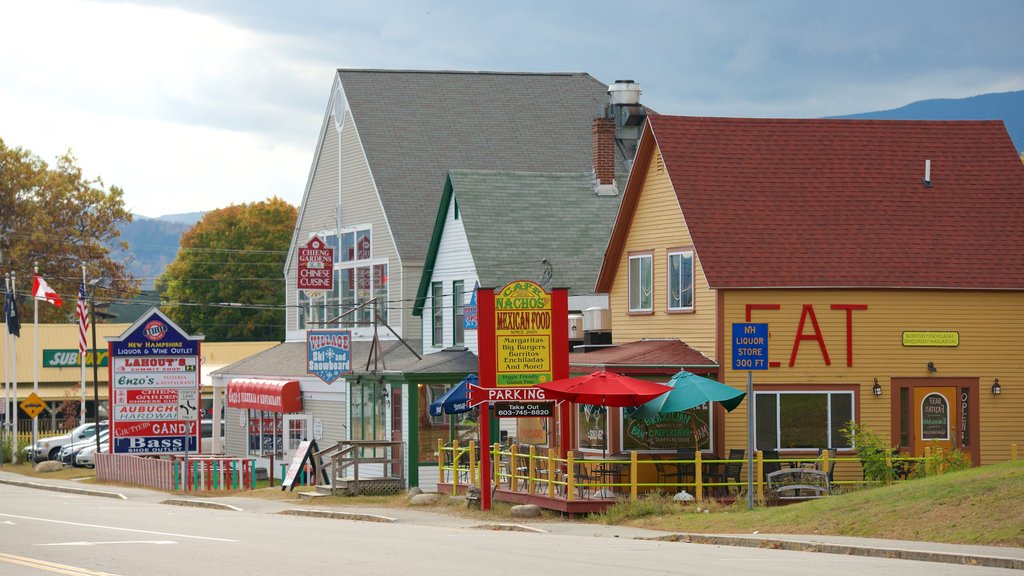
top-left (297, 235), bottom-right (334, 291)
top-left (494, 281), bottom-right (552, 386)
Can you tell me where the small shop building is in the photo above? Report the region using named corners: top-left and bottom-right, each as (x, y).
top-left (592, 114), bottom-right (1024, 473)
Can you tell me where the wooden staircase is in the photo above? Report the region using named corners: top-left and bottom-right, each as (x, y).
top-left (314, 440), bottom-right (405, 496)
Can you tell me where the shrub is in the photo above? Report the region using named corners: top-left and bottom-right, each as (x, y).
top-left (840, 421), bottom-right (900, 485)
top-left (909, 442), bottom-right (971, 478)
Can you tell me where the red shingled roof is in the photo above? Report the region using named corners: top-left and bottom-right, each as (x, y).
top-left (569, 339), bottom-right (716, 372)
top-left (609, 115), bottom-right (1024, 290)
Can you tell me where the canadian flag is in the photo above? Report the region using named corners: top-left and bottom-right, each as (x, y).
top-left (33, 274), bottom-right (63, 307)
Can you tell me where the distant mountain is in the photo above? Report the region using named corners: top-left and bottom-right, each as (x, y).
top-left (153, 212), bottom-right (205, 226)
top-left (115, 213), bottom-right (202, 289)
top-left (831, 90), bottom-right (1024, 153)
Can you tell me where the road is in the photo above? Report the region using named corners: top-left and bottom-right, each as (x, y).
top-left (0, 482), bottom-right (1015, 576)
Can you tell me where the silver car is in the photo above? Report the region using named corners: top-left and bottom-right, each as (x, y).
top-left (73, 433), bottom-right (111, 468)
top-left (26, 421), bottom-right (108, 461)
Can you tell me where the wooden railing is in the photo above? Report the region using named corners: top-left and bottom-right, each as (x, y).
top-left (438, 443), bottom-right (1021, 504)
top-left (318, 440), bottom-right (405, 495)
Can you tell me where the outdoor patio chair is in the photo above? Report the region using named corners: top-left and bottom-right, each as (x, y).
top-left (707, 448), bottom-right (745, 497)
top-left (762, 449), bottom-right (782, 482)
top-left (571, 453), bottom-right (598, 498)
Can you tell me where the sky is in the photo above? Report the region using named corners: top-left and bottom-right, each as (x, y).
top-left (2, 0), bottom-right (1022, 219)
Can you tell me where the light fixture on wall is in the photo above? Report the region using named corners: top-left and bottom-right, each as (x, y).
top-left (927, 361), bottom-right (937, 372)
top-left (992, 378), bottom-right (1001, 395)
top-left (872, 378), bottom-right (882, 396)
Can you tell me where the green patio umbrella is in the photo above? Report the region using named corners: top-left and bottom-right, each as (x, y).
top-left (631, 370), bottom-right (746, 420)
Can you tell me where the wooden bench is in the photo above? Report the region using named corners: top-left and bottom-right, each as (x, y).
top-left (766, 468), bottom-right (830, 502)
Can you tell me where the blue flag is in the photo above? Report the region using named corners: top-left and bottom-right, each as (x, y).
top-left (5, 290), bottom-right (20, 337)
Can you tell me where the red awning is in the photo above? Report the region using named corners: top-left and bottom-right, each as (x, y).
top-left (227, 378), bottom-right (303, 413)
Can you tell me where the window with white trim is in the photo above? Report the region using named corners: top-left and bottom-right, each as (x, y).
top-left (667, 250), bottom-right (694, 310)
top-left (628, 254), bottom-right (653, 312)
top-left (301, 226), bottom-right (388, 331)
top-left (754, 391), bottom-right (854, 451)
top-left (452, 280), bottom-right (465, 346)
top-left (431, 282), bottom-right (443, 347)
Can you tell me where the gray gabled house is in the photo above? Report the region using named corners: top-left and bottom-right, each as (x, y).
top-left (284, 70), bottom-right (632, 345)
top-left (215, 70), bottom-right (642, 487)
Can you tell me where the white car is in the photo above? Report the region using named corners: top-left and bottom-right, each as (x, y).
top-left (73, 433), bottom-right (111, 468)
top-left (26, 421), bottom-right (108, 461)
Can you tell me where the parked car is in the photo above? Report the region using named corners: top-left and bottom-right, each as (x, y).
top-left (62, 431), bottom-right (109, 466)
top-left (25, 421), bottom-right (108, 461)
top-left (200, 419), bottom-right (225, 454)
top-left (73, 434), bottom-right (111, 468)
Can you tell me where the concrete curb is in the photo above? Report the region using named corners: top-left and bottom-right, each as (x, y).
top-left (0, 478), bottom-right (126, 500)
top-left (649, 533), bottom-right (1024, 571)
top-left (160, 499), bottom-right (242, 511)
top-left (279, 509), bottom-right (396, 523)
top-left (470, 523), bottom-right (548, 534)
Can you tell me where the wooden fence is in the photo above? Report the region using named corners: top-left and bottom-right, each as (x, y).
top-left (96, 453), bottom-right (257, 492)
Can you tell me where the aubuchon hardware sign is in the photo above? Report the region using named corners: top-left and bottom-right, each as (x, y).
top-left (108, 308), bottom-right (204, 455)
top-left (307, 330), bottom-right (351, 384)
top-left (297, 235), bottom-right (334, 291)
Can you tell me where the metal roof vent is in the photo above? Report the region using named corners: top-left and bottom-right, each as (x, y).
top-left (608, 80), bottom-right (641, 106)
top-left (923, 159), bottom-right (932, 187)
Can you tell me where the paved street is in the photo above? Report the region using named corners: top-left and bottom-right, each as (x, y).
top-left (0, 475), bottom-right (1020, 575)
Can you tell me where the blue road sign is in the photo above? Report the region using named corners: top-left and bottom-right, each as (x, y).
top-left (732, 323), bottom-right (768, 371)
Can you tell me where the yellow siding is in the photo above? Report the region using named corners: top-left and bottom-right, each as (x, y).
top-left (718, 290), bottom-right (1024, 465)
top-left (608, 147), bottom-right (718, 357)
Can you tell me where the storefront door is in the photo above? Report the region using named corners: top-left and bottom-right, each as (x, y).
top-left (283, 414), bottom-right (312, 461)
top-left (910, 385), bottom-right (958, 456)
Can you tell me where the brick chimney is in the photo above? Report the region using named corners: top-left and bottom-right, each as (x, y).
top-left (592, 117), bottom-right (616, 186)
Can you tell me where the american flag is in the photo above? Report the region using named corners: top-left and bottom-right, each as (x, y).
top-left (77, 281), bottom-right (89, 356)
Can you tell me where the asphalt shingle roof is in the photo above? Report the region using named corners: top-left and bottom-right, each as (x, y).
top-left (610, 115), bottom-right (1024, 289)
top-left (337, 69), bottom-right (612, 261)
top-left (569, 339), bottom-right (716, 370)
top-left (452, 170), bottom-right (621, 293)
top-left (211, 340), bottom-right (425, 378)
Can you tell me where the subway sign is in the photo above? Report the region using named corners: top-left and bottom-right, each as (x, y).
top-left (43, 349), bottom-right (109, 368)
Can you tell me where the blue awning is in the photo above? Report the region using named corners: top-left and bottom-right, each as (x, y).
top-left (429, 374), bottom-right (477, 417)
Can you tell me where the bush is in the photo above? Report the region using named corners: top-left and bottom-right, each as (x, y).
top-left (909, 442), bottom-right (971, 478)
top-left (841, 421), bottom-right (900, 485)
top-left (842, 422), bottom-right (971, 484)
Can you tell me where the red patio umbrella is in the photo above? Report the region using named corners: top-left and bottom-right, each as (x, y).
top-left (538, 371), bottom-right (672, 484)
top-left (536, 370), bottom-right (672, 407)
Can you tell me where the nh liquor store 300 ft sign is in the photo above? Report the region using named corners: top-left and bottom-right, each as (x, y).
top-left (108, 308), bottom-right (204, 455)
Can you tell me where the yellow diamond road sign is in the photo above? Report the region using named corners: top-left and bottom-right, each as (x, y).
top-left (21, 392), bottom-right (47, 419)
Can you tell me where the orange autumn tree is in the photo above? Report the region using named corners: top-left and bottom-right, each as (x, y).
top-left (0, 138), bottom-right (137, 321)
top-left (157, 197), bottom-right (296, 341)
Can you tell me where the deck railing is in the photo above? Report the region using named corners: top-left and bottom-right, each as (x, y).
top-left (436, 443), bottom-right (1021, 503)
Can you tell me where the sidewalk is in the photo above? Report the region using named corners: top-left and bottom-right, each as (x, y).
top-left (2, 470), bottom-right (1021, 571)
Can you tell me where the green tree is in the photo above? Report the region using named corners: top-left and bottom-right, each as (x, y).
top-left (156, 198), bottom-right (296, 341)
top-left (0, 138), bottom-right (137, 319)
